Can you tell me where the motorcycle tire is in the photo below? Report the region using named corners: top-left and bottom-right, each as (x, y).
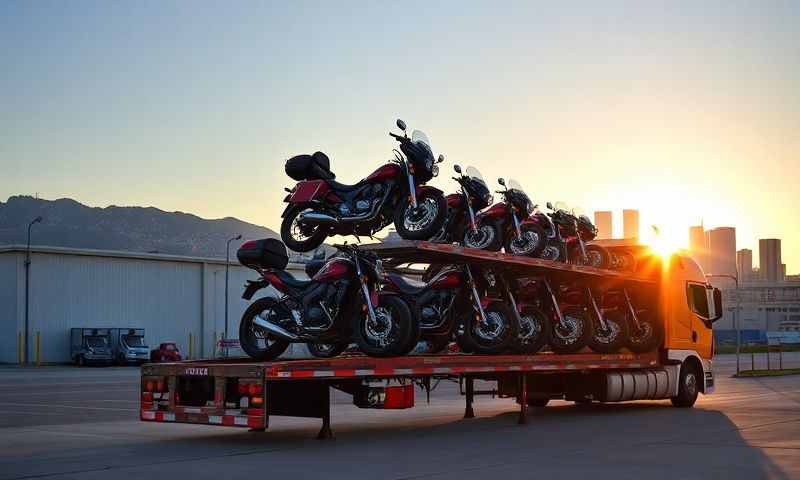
top-left (514, 305), bottom-right (551, 354)
top-left (354, 295), bottom-right (416, 357)
top-left (612, 251), bottom-right (637, 272)
top-left (394, 191), bottom-right (447, 241)
top-left (626, 310), bottom-right (663, 353)
top-left (456, 301), bottom-right (519, 354)
top-left (463, 222), bottom-right (502, 251)
top-left (549, 306), bottom-right (593, 354)
top-left (587, 309), bottom-right (629, 353)
top-left (505, 224), bottom-right (547, 257)
top-left (424, 335), bottom-right (452, 354)
top-left (239, 297), bottom-right (291, 361)
top-left (582, 244), bottom-right (611, 269)
top-left (307, 341), bottom-right (350, 358)
top-left (280, 205), bottom-right (328, 253)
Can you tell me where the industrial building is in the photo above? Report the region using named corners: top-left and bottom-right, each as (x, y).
top-left (0, 245), bottom-right (308, 364)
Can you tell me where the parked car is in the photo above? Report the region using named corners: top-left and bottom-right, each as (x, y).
top-left (70, 328), bottom-right (113, 366)
top-left (150, 342), bottom-right (182, 363)
top-left (110, 328), bottom-right (149, 365)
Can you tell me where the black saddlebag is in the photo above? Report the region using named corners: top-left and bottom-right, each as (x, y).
top-left (285, 152), bottom-right (335, 181)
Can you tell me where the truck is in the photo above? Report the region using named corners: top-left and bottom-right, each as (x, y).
top-left (110, 328), bottom-right (150, 365)
top-left (71, 328), bottom-right (113, 366)
top-left (140, 241), bottom-right (722, 438)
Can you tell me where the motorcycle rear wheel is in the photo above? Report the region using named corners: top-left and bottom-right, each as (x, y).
top-left (280, 205), bottom-right (328, 253)
top-left (239, 298), bottom-right (291, 361)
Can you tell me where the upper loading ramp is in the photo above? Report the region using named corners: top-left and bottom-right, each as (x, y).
top-left (362, 240), bottom-right (657, 285)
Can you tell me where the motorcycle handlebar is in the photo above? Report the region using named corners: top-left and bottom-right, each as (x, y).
top-left (389, 132), bottom-right (406, 141)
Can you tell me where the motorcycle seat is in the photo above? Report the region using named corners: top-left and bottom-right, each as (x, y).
top-left (386, 272), bottom-right (428, 295)
top-left (327, 178), bottom-right (368, 193)
top-left (274, 270), bottom-right (312, 289)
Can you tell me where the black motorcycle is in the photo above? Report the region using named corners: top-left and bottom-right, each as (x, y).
top-left (237, 240), bottom-right (417, 360)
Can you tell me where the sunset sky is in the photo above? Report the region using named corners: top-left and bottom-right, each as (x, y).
top-left (1, 1), bottom-right (798, 272)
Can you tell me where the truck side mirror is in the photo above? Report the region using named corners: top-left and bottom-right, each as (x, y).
top-left (710, 288), bottom-right (723, 322)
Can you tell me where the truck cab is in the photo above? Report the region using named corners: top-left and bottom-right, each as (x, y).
top-left (110, 328), bottom-right (149, 365)
top-left (70, 328), bottom-right (113, 366)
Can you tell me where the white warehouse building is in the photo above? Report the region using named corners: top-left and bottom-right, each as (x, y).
top-left (0, 245), bottom-right (308, 364)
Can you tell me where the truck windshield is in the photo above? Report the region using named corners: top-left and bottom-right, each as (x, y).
top-left (123, 335), bottom-right (146, 347)
top-left (86, 336), bottom-right (108, 348)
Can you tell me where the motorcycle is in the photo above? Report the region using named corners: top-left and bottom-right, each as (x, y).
top-left (533, 202), bottom-right (610, 269)
top-left (601, 287), bottom-right (663, 353)
top-left (280, 119), bottom-right (447, 252)
top-left (484, 271), bottom-right (551, 354)
top-left (463, 177), bottom-right (547, 257)
top-left (236, 239), bottom-right (418, 360)
top-left (430, 165), bottom-right (493, 244)
top-left (383, 263), bottom-right (519, 355)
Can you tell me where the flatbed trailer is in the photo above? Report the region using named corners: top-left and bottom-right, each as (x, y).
top-left (141, 241), bottom-right (719, 438)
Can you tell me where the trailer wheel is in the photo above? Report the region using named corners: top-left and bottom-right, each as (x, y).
top-left (549, 306), bottom-right (592, 354)
top-left (671, 362), bottom-right (700, 408)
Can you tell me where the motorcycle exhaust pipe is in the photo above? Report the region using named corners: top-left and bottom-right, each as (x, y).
top-left (252, 315), bottom-right (304, 340)
top-left (299, 212), bottom-right (339, 226)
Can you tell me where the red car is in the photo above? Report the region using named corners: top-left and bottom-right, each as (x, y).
top-left (150, 342), bottom-right (182, 363)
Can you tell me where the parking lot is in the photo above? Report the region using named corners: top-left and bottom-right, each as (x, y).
top-left (0, 353), bottom-right (798, 480)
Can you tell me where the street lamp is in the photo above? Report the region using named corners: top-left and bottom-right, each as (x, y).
top-left (224, 234), bottom-right (242, 356)
top-left (706, 273), bottom-right (740, 375)
top-left (24, 216), bottom-right (43, 365)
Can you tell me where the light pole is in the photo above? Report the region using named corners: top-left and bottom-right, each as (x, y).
top-left (224, 234), bottom-right (242, 356)
top-left (24, 216), bottom-right (43, 365)
top-left (706, 273), bottom-right (740, 375)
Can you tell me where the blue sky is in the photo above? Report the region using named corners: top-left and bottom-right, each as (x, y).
top-left (1, 1), bottom-right (798, 270)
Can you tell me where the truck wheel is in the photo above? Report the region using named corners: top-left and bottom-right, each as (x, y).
top-left (239, 298), bottom-right (291, 361)
top-left (588, 310), bottom-right (628, 353)
top-left (549, 306), bottom-right (592, 354)
top-left (457, 302), bottom-right (519, 354)
top-left (528, 398), bottom-right (549, 407)
top-left (626, 311), bottom-right (663, 353)
top-left (671, 362), bottom-right (700, 408)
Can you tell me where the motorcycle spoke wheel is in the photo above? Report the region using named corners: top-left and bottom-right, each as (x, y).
top-left (464, 225), bottom-right (496, 249)
top-left (509, 230), bottom-right (539, 256)
top-left (403, 197), bottom-right (439, 232)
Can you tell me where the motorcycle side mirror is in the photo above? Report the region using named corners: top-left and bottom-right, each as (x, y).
top-left (396, 119), bottom-right (407, 131)
top-left (438, 154), bottom-right (445, 163)
top-left (497, 178), bottom-right (505, 186)
top-left (546, 201), bottom-right (553, 210)
top-left (453, 164), bottom-right (462, 174)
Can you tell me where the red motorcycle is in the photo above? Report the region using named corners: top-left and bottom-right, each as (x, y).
top-left (530, 202), bottom-right (611, 269)
top-left (463, 178), bottom-right (547, 257)
top-left (280, 119), bottom-right (447, 252)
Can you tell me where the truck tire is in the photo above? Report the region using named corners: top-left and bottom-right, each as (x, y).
top-left (671, 362), bottom-right (700, 408)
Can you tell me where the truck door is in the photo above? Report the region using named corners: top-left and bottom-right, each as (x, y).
top-left (667, 280), bottom-right (693, 350)
top-left (686, 282), bottom-right (714, 358)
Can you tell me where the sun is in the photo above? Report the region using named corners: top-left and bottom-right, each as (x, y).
top-left (646, 225), bottom-right (684, 259)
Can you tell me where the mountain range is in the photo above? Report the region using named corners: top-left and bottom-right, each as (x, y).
top-left (0, 195), bottom-right (290, 259)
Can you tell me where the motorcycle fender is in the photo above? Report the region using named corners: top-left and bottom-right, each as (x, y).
top-left (371, 291), bottom-right (380, 307)
top-left (242, 279), bottom-right (269, 300)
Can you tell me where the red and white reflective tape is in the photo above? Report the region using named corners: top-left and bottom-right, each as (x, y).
top-left (141, 409), bottom-right (263, 429)
top-left (269, 360), bottom-right (658, 379)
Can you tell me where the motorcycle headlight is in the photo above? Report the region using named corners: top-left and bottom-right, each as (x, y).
top-left (431, 164), bottom-right (439, 177)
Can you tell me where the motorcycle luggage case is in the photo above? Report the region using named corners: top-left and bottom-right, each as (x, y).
top-left (285, 152), bottom-right (335, 181)
top-left (237, 238), bottom-right (289, 270)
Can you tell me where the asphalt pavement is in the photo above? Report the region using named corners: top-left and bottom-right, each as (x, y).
top-left (0, 353), bottom-right (798, 480)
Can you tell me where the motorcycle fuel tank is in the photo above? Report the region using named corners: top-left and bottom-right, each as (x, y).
top-left (445, 193), bottom-right (464, 208)
top-left (430, 272), bottom-right (462, 290)
top-left (366, 163), bottom-right (401, 182)
top-left (479, 202), bottom-right (508, 219)
top-left (312, 258), bottom-right (353, 282)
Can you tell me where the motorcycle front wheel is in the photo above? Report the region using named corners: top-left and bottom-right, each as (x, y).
top-left (457, 302), bottom-right (519, 354)
top-left (239, 298), bottom-right (291, 361)
top-left (549, 306), bottom-right (592, 354)
top-left (354, 295), bottom-right (417, 357)
top-left (506, 224), bottom-right (547, 257)
top-left (463, 223), bottom-right (502, 251)
top-left (394, 191), bottom-right (447, 240)
top-left (626, 311), bottom-right (663, 353)
top-left (514, 305), bottom-right (551, 354)
top-left (280, 205), bottom-right (328, 252)
top-left (581, 244), bottom-right (611, 269)
top-left (587, 309), bottom-right (628, 353)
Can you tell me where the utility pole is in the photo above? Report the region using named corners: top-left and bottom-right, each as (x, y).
top-left (224, 234), bottom-right (242, 357)
top-left (24, 216), bottom-right (43, 365)
top-left (706, 273), bottom-right (739, 375)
